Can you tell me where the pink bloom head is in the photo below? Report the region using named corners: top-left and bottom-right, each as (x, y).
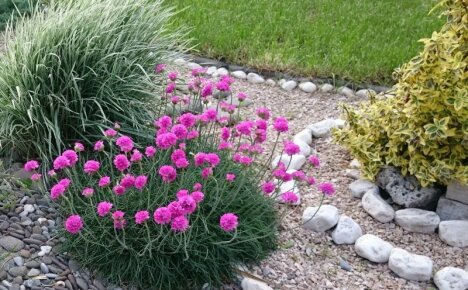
top-left (145, 146), bottom-right (157, 158)
top-left (94, 140), bottom-right (104, 151)
top-left (83, 160), bottom-right (100, 174)
top-left (261, 181), bottom-right (276, 195)
top-left (134, 175), bottom-right (148, 190)
top-left (159, 165), bottom-right (177, 183)
top-left (194, 152), bottom-right (207, 167)
top-left (156, 132), bottom-right (178, 149)
top-left (319, 182), bottom-right (335, 197)
top-left (97, 201), bottom-right (113, 217)
top-left (236, 121), bottom-right (254, 136)
top-left (176, 189), bottom-right (189, 199)
top-left (62, 150), bottom-right (78, 166)
top-left (191, 67), bottom-right (206, 77)
top-left (81, 187), bottom-right (94, 197)
top-left (135, 210), bottom-right (150, 224)
top-left (308, 155), bottom-right (320, 168)
top-left (155, 63), bottom-right (166, 73)
top-left (168, 201), bottom-right (184, 218)
top-left (206, 153), bottom-right (220, 167)
top-left (187, 130), bottom-right (199, 140)
top-left (201, 82), bottom-right (213, 97)
top-left (74, 142), bottom-right (85, 152)
top-left (284, 141), bottom-right (300, 156)
top-left (104, 128), bottom-right (117, 138)
top-left (178, 195), bottom-right (197, 214)
top-left (175, 158), bottom-right (189, 168)
top-left (255, 107), bottom-right (271, 120)
top-left (166, 82), bottom-right (176, 94)
top-left (53, 155), bottom-right (70, 170)
top-left (48, 170), bottom-right (57, 177)
top-left (218, 141), bottom-right (233, 150)
top-left (24, 160), bottom-right (39, 172)
top-left (59, 178), bottom-right (71, 188)
top-left (65, 215), bottom-right (83, 234)
top-left (219, 213), bottom-right (238, 232)
top-left (216, 80), bottom-right (230, 92)
top-left (113, 184), bottom-right (126, 196)
top-left (172, 124), bottom-right (188, 139)
top-left (120, 174), bottom-right (135, 188)
top-left (116, 136), bottom-right (134, 152)
top-left (306, 176), bottom-right (316, 185)
top-left (156, 116), bottom-right (172, 129)
top-left (114, 154), bottom-right (130, 172)
top-left (191, 191), bottom-right (205, 203)
top-left (193, 183), bottom-right (202, 191)
top-left (50, 183), bottom-right (66, 200)
top-left (114, 122), bottom-right (121, 131)
top-left (226, 173), bottom-right (236, 182)
top-left (220, 127), bottom-right (230, 141)
top-left (98, 176), bottom-right (111, 187)
top-left (130, 149), bottom-right (143, 163)
top-left (202, 109), bottom-right (218, 122)
top-left (31, 173), bottom-right (42, 181)
top-left (153, 207), bottom-right (171, 224)
top-left (178, 113), bottom-right (196, 128)
top-left (255, 119), bottom-right (267, 130)
top-left (292, 170), bottom-right (306, 181)
top-left (273, 117), bottom-right (289, 133)
top-left (201, 167), bottom-right (213, 179)
top-left (281, 191), bottom-right (299, 204)
top-left (112, 210), bottom-right (126, 229)
top-left (237, 92), bottom-right (247, 101)
top-left (239, 155), bottom-right (253, 166)
top-left (171, 215), bottom-right (189, 232)
top-left (168, 71), bottom-right (178, 81)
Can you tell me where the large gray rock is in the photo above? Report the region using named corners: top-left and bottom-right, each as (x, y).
top-left (271, 154), bottom-right (306, 171)
top-left (0, 236), bottom-right (24, 251)
top-left (331, 215), bottom-right (363, 244)
top-left (307, 119), bottom-right (345, 138)
top-left (376, 166), bottom-right (443, 209)
top-left (231, 70), bottom-right (247, 79)
top-left (298, 82), bottom-right (317, 93)
top-left (293, 129), bottom-right (313, 146)
top-left (241, 277), bottom-right (273, 290)
top-left (281, 80), bottom-right (297, 91)
top-left (388, 248), bottom-right (433, 281)
top-left (349, 179), bottom-right (379, 198)
top-left (439, 220), bottom-right (468, 247)
top-left (446, 181), bottom-right (468, 205)
top-left (394, 208), bottom-right (440, 234)
top-left (434, 267), bottom-right (468, 290)
top-left (362, 189), bottom-right (395, 223)
top-left (247, 73), bottom-right (265, 84)
top-left (436, 196), bottom-right (468, 221)
top-left (354, 234), bottom-right (393, 263)
top-left (302, 205), bottom-right (340, 232)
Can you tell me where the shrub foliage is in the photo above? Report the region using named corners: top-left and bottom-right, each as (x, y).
top-left (334, 0), bottom-right (467, 186)
top-left (0, 0), bottom-right (186, 160)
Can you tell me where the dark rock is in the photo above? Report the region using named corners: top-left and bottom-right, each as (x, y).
top-left (376, 166), bottom-right (443, 209)
top-left (24, 261), bottom-right (40, 268)
top-left (76, 277), bottom-right (89, 290)
top-left (23, 238), bottom-right (43, 246)
top-left (8, 266), bottom-right (27, 277)
top-left (0, 236), bottom-right (25, 251)
top-left (436, 196), bottom-right (468, 221)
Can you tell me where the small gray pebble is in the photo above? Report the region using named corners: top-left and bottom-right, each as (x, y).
top-left (40, 263), bottom-right (49, 273)
top-left (13, 256), bottom-right (24, 267)
top-left (339, 259), bottom-right (352, 271)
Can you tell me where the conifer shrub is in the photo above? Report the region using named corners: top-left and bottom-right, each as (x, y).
top-left (334, 0), bottom-right (467, 187)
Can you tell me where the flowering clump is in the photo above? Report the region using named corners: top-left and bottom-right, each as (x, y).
top-left (36, 67), bottom-right (335, 289)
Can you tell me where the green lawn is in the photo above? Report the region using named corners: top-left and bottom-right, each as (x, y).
top-left (169, 0), bottom-right (443, 85)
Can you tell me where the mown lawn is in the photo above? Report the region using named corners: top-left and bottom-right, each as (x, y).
top-left (169, 0), bottom-right (443, 85)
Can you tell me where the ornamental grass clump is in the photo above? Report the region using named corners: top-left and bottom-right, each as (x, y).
top-left (0, 0), bottom-right (186, 160)
top-left (26, 67), bottom-right (333, 289)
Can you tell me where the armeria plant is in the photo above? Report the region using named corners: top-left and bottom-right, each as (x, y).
top-left (25, 66), bottom-right (335, 289)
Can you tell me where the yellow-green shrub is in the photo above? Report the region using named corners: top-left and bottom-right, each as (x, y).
top-left (334, 0), bottom-right (467, 187)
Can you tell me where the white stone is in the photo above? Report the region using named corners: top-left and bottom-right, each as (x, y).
top-left (446, 181), bottom-right (468, 205)
top-left (293, 129), bottom-right (313, 146)
top-left (298, 82), bottom-right (317, 93)
top-left (173, 58), bottom-right (186, 65)
top-left (349, 159), bottom-right (361, 169)
top-left (247, 73), bottom-right (265, 84)
top-left (187, 62), bottom-right (202, 70)
top-left (278, 79), bottom-right (286, 86)
top-left (37, 218), bottom-right (47, 224)
top-left (320, 83), bottom-right (334, 93)
top-left (394, 208), bottom-right (440, 234)
top-left (241, 277), bottom-right (273, 290)
top-left (338, 86), bottom-right (354, 97)
top-left (362, 189), bottom-right (395, 223)
top-left (345, 169), bottom-right (361, 180)
top-left (271, 154), bottom-right (306, 170)
top-left (294, 141), bottom-right (312, 157)
top-left (265, 79), bottom-right (276, 86)
top-left (439, 220), bottom-right (468, 247)
top-left (331, 215), bottom-right (363, 244)
top-left (354, 234), bottom-right (393, 263)
top-left (231, 70), bottom-right (247, 79)
top-left (356, 89), bottom-right (375, 99)
top-left (23, 204), bottom-right (34, 213)
top-left (434, 267), bottom-right (468, 290)
top-left (349, 179), bottom-right (378, 199)
top-left (334, 119), bottom-right (346, 129)
top-left (217, 67), bottom-right (229, 76)
top-left (206, 66), bottom-right (217, 75)
top-left (308, 119), bottom-right (335, 138)
top-left (281, 80), bottom-right (297, 91)
top-left (388, 248), bottom-right (433, 281)
top-left (41, 246), bottom-right (52, 254)
top-left (302, 205), bottom-right (340, 232)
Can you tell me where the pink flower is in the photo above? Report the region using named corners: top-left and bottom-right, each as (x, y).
top-left (172, 124), bottom-right (188, 139)
top-left (120, 175), bottom-right (135, 188)
top-left (236, 121), bottom-right (254, 136)
top-left (308, 155), bottom-right (320, 168)
top-left (201, 167), bottom-right (213, 179)
top-left (220, 127), bottom-right (230, 141)
top-left (114, 122), bottom-right (121, 130)
top-left (156, 132), bottom-right (178, 149)
top-left (203, 109), bottom-right (218, 122)
top-left (218, 141), bottom-right (233, 150)
top-left (166, 82), bottom-right (176, 94)
top-left (281, 191), bottom-right (299, 204)
top-left (168, 71), bottom-right (178, 81)
top-left (135, 210), bottom-right (150, 224)
top-left (178, 195), bottom-right (197, 214)
top-left (113, 185), bottom-right (126, 196)
top-left (319, 182), bottom-right (335, 197)
top-left (306, 176), bottom-right (316, 185)
top-left (226, 173), bottom-right (236, 182)
top-left (81, 187), bottom-right (94, 197)
top-left (191, 191), bottom-right (204, 203)
top-left (175, 158), bottom-right (189, 168)
top-left (284, 141), bottom-right (300, 156)
top-left (58, 178), bottom-right (71, 188)
top-left (104, 128), bottom-right (117, 138)
top-left (201, 82), bottom-right (213, 97)
top-left (168, 201), bottom-right (184, 218)
top-left (93, 140), bottom-right (104, 151)
top-left (176, 189), bottom-right (189, 199)
top-left (159, 165), bottom-right (177, 183)
top-left (171, 215), bottom-right (189, 232)
top-left (74, 142), bottom-right (85, 152)
top-left (97, 201), bottom-right (113, 217)
top-left (239, 155), bottom-right (253, 166)
top-left (112, 211), bottom-right (126, 229)
top-left (50, 184), bottom-right (66, 200)
top-left (261, 181), bottom-right (276, 195)
top-left (83, 160), bottom-right (100, 174)
top-left (48, 170), bottom-right (57, 177)
top-left (219, 213), bottom-right (238, 232)
top-left (273, 117), bottom-right (289, 132)
top-left (237, 92), bottom-right (247, 101)
top-left (98, 176), bottom-right (111, 187)
top-left (145, 146), bottom-right (156, 157)
top-left (31, 173), bottom-right (42, 181)
top-left (255, 107), bottom-right (271, 120)
top-left (255, 119), bottom-right (267, 130)
top-left (156, 116), bottom-right (172, 129)
top-left (134, 175), bottom-right (148, 190)
top-left (53, 155), bottom-right (70, 170)
top-left (130, 149), bottom-right (143, 163)
top-left (24, 160), bottom-right (40, 171)
top-left (193, 183), bottom-right (202, 191)
top-left (116, 136), bottom-right (134, 152)
top-left (187, 130), bottom-right (199, 140)
top-left (216, 80), bottom-right (230, 91)
top-left (206, 153), bottom-right (220, 167)
top-left (255, 129), bottom-right (267, 143)
top-left (65, 215), bottom-right (83, 234)
top-left (114, 154), bottom-right (130, 172)
top-left (154, 207), bottom-right (171, 224)
top-left (191, 67), bottom-right (206, 76)
top-left (155, 63), bottom-right (166, 73)
top-left (292, 170), bottom-right (306, 181)
top-left (194, 152), bottom-right (207, 167)
top-left (178, 113), bottom-right (196, 128)
top-left (62, 150), bottom-right (79, 166)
